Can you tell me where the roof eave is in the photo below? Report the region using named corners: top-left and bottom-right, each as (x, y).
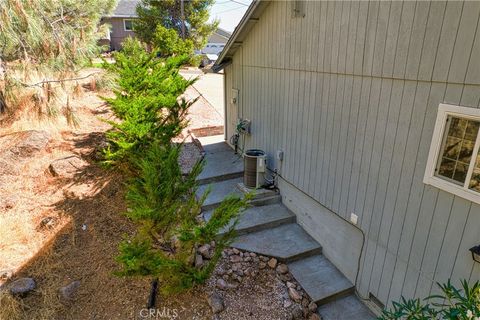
top-left (213, 0), bottom-right (270, 72)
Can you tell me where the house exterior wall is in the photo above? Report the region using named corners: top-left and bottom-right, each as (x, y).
top-left (224, 0), bottom-right (480, 307)
top-left (102, 17), bottom-right (136, 51)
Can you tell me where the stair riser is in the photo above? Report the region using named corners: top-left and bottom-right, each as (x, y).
top-left (201, 194), bottom-right (282, 212)
top-left (218, 216), bottom-right (296, 237)
top-left (197, 171), bottom-right (244, 185)
top-left (314, 287), bottom-right (355, 306)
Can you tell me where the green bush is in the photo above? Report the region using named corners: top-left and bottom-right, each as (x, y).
top-left (379, 280), bottom-right (480, 320)
top-left (104, 39), bottom-right (249, 293)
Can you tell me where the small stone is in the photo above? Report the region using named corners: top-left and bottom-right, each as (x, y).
top-left (267, 258), bottom-right (278, 269)
top-left (259, 262), bottom-right (267, 269)
top-left (38, 216), bottom-right (57, 230)
top-left (276, 264), bottom-right (289, 274)
top-left (216, 267), bottom-right (226, 276)
top-left (59, 280), bottom-right (81, 300)
top-left (232, 248), bottom-right (240, 255)
top-left (221, 251), bottom-right (228, 258)
top-left (227, 269), bottom-right (233, 275)
top-left (210, 240), bottom-right (216, 248)
top-left (244, 267), bottom-right (252, 276)
top-left (195, 254), bottom-right (204, 268)
top-left (259, 256), bottom-right (269, 262)
top-left (250, 270), bottom-right (257, 277)
top-left (216, 278), bottom-right (228, 290)
top-left (222, 274), bottom-right (229, 281)
top-left (230, 255), bottom-right (242, 263)
top-left (288, 287), bottom-right (302, 302)
top-left (234, 269), bottom-right (244, 277)
top-left (9, 278), bottom-right (36, 295)
top-left (286, 281), bottom-right (296, 288)
top-left (283, 299), bottom-right (293, 308)
top-left (49, 156), bottom-right (88, 178)
top-left (208, 292), bottom-right (224, 314)
top-left (239, 252), bottom-right (244, 257)
top-left (308, 301), bottom-right (318, 313)
top-left (250, 252), bottom-right (257, 257)
top-left (198, 244), bottom-right (212, 259)
top-left (302, 297), bottom-right (310, 307)
top-left (291, 305), bottom-right (303, 320)
top-left (244, 256), bottom-right (252, 262)
top-left (308, 314), bottom-right (321, 320)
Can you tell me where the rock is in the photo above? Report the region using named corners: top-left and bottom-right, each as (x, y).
top-left (234, 269), bottom-right (244, 277)
top-left (38, 216), bottom-right (57, 230)
top-left (308, 301), bottom-right (318, 313)
top-left (291, 305), bottom-right (303, 320)
top-left (207, 292), bottom-right (225, 314)
top-left (250, 252), bottom-right (257, 257)
top-left (216, 267), bottom-right (226, 276)
top-left (216, 278), bottom-right (228, 290)
top-left (286, 281), bottom-right (296, 288)
top-left (230, 255), bottom-right (242, 263)
top-left (276, 264), bottom-right (289, 274)
top-left (49, 156), bottom-right (88, 178)
top-left (288, 287), bottom-right (302, 303)
top-left (9, 277), bottom-right (36, 295)
top-left (59, 280), bottom-right (80, 300)
top-left (222, 274), bottom-right (229, 281)
top-left (302, 297), bottom-right (310, 307)
top-left (283, 299), bottom-right (293, 308)
top-left (195, 254), bottom-right (204, 268)
top-left (198, 244), bottom-right (212, 259)
top-left (2, 130), bottom-right (50, 158)
top-left (259, 262), bottom-right (267, 269)
top-left (259, 256), bottom-right (269, 262)
top-left (244, 256), bottom-right (252, 262)
top-left (309, 314), bottom-right (322, 320)
top-left (267, 258), bottom-right (278, 269)
top-left (232, 248), bottom-right (240, 255)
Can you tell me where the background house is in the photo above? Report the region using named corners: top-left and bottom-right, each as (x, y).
top-left (101, 0), bottom-right (139, 51)
top-left (200, 28), bottom-right (232, 55)
top-left (216, 0), bottom-right (480, 312)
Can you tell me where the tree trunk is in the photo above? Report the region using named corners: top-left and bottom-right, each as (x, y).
top-left (0, 90), bottom-right (6, 114)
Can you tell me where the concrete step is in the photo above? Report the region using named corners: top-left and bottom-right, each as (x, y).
top-left (197, 178), bottom-right (282, 211)
top-left (288, 255), bottom-right (354, 305)
top-left (317, 294), bottom-right (376, 320)
top-left (197, 177), bottom-right (244, 211)
top-left (231, 223), bottom-right (322, 262)
top-left (196, 140), bottom-right (243, 185)
top-left (203, 203), bottom-right (296, 236)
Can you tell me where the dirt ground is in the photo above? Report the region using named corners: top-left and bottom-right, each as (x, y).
top-left (0, 69), bottom-right (312, 320)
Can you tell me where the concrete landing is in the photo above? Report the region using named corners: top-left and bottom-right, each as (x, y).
top-left (197, 177), bottom-right (243, 211)
top-left (204, 203), bottom-right (296, 236)
top-left (196, 136), bottom-right (243, 185)
top-left (231, 223), bottom-right (322, 262)
top-left (288, 255), bottom-right (354, 305)
top-left (318, 294), bottom-right (376, 320)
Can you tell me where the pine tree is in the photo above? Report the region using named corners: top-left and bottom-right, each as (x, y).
top-left (135, 0), bottom-right (219, 50)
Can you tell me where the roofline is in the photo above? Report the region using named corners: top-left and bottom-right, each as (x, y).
top-left (213, 1), bottom-right (270, 71)
top-left (104, 14), bottom-right (138, 18)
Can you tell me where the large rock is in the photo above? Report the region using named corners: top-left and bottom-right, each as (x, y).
top-left (1, 130), bottom-right (50, 158)
top-left (207, 292), bottom-right (225, 314)
top-left (59, 280), bottom-right (81, 301)
top-left (9, 277), bottom-right (36, 295)
top-left (49, 156), bottom-right (88, 178)
top-left (288, 287), bottom-right (302, 303)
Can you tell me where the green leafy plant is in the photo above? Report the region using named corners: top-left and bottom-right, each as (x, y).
top-left (104, 39), bottom-right (249, 293)
top-left (379, 280), bottom-right (480, 320)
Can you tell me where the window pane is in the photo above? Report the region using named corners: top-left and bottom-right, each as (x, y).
top-left (125, 20), bottom-right (133, 30)
top-left (436, 116), bottom-right (480, 184)
top-left (469, 147), bottom-right (480, 192)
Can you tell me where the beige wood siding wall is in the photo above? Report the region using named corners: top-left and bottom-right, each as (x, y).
top-left (224, 0), bottom-right (480, 306)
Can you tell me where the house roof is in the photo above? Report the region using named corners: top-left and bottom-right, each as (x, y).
top-left (213, 0), bottom-right (270, 71)
top-left (215, 28), bottom-right (232, 40)
top-left (108, 0), bottom-right (140, 18)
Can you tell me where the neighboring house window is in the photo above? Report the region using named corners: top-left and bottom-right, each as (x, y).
top-left (424, 103), bottom-right (480, 203)
top-left (124, 19), bottom-right (134, 31)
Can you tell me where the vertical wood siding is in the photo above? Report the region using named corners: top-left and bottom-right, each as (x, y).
top-left (224, 0), bottom-right (480, 306)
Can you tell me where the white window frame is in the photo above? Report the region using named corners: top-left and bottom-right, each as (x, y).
top-left (123, 19), bottom-right (134, 32)
top-left (424, 103), bottom-right (480, 204)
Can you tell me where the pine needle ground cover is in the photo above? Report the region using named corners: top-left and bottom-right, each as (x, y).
top-left (103, 39), bottom-right (249, 294)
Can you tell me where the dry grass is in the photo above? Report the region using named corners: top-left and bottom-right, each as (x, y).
top-left (0, 290), bottom-right (23, 320)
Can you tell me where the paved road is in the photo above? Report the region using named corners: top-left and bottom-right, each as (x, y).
top-left (180, 69), bottom-right (225, 118)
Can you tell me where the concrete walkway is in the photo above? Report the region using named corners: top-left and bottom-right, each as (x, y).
top-left (197, 139), bottom-right (375, 320)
